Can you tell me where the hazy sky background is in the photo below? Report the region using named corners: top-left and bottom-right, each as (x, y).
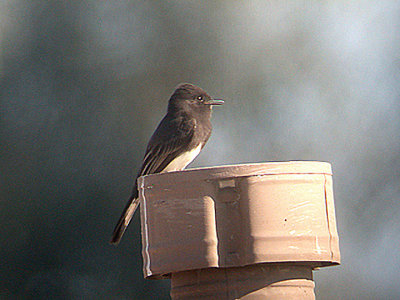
top-left (1, 1), bottom-right (399, 299)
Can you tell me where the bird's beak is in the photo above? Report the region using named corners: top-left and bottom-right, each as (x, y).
top-left (204, 98), bottom-right (224, 105)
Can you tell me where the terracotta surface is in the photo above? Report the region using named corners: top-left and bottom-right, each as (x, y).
top-left (139, 161), bottom-right (340, 279)
top-left (171, 263), bottom-right (315, 300)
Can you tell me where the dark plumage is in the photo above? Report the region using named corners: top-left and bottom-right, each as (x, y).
top-left (110, 83), bottom-right (223, 245)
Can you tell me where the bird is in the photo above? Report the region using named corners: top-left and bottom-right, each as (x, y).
top-left (110, 83), bottom-right (224, 245)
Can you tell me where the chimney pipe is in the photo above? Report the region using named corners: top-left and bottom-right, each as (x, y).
top-left (139, 161), bottom-right (340, 299)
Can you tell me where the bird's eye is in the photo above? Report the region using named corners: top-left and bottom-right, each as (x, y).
top-left (197, 95), bottom-right (203, 101)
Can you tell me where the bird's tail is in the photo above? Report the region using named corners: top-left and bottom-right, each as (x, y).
top-left (110, 196), bottom-right (140, 245)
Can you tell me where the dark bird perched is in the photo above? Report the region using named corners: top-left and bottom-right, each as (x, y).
top-left (110, 83), bottom-right (224, 245)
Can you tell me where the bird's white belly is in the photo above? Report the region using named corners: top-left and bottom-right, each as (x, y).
top-left (163, 144), bottom-right (202, 172)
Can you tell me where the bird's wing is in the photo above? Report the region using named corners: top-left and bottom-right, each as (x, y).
top-left (110, 114), bottom-right (196, 245)
top-left (139, 115), bottom-right (196, 176)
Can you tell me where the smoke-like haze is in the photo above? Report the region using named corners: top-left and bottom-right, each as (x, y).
top-left (1, 1), bottom-right (399, 299)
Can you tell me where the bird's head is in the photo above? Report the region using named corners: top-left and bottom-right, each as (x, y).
top-left (168, 83), bottom-right (224, 116)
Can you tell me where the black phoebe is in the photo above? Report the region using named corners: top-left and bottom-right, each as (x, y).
top-left (110, 83), bottom-right (224, 245)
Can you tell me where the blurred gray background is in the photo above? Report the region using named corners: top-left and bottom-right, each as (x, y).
top-left (1, 1), bottom-right (399, 299)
